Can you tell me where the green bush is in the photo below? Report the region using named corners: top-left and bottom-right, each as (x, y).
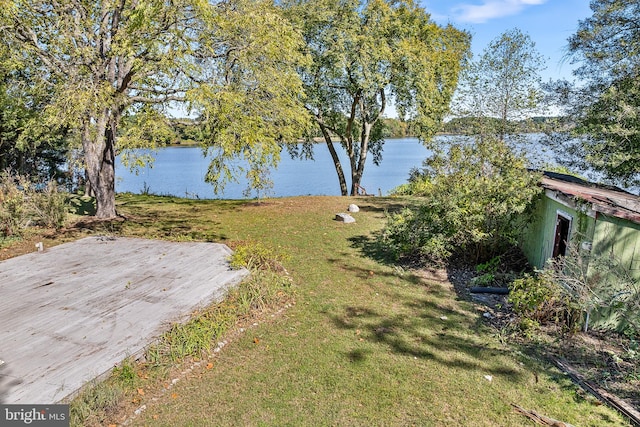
top-left (508, 274), bottom-right (556, 319)
top-left (0, 173), bottom-right (29, 236)
top-left (380, 204), bottom-right (455, 265)
top-left (382, 138), bottom-right (541, 265)
top-left (0, 172), bottom-right (68, 237)
top-left (471, 256), bottom-right (501, 286)
top-left (31, 181), bottom-right (68, 228)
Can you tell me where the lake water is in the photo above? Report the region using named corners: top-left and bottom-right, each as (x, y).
top-left (115, 134), bottom-right (571, 199)
top-left (116, 138), bottom-right (433, 199)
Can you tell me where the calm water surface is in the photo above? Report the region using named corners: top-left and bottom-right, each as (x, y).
top-left (116, 134), bottom-right (564, 199)
top-left (116, 138), bottom-right (432, 199)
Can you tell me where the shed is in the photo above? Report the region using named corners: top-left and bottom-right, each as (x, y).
top-left (520, 171), bottom-right (640, 329)
top-left (521, 171), bottom-right (640, 274)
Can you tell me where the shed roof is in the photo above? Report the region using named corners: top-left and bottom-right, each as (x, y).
top-left (541, 172), bottom-right (640, 224)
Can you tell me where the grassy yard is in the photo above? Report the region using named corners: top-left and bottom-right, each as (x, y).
top-left (11, 194), bottom-right (630, 426)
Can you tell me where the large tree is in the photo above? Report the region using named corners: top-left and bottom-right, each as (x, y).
top-left (283, 0), bottom-right (470, 196)
top-left (1, 0), bottom-right (308, 218)
top-left (550, 0), bottom-right (640, 186)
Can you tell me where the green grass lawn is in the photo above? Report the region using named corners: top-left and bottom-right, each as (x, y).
top-left (80, 194), bottom-right (630, 426)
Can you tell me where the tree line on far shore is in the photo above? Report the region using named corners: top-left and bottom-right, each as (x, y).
top-left (162, 115), bottom-right (569, 146)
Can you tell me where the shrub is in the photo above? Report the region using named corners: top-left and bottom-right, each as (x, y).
top-left (30, 181), bottom-right (68, 228)
top-left (0, 173), bottom-right (29, 236)
top-left (380, 206), bottom-right (452, 265)
top-left (508, 273), bottom-right (579, 331)
top-left (0, 171), bottom-right (68, 237)
top-left (509, 274), bottom-right (557, 320)
top-left (382, 138), bottom-right (541, 265)
top-left (471, 256), bottom-right (501, 286)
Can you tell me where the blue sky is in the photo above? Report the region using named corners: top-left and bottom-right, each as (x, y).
top-left (421, 0), bottom-right (594, 82)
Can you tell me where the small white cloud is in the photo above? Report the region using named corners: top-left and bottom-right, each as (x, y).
top-left (452, 0), bottom-right (547, 24)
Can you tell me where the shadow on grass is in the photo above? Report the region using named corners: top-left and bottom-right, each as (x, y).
top-left (335, 227), bottom-right (523, 380)
top-left (64, 194), bottom-right (237, 242)
top-left (347, 233), bottom-right (397, 267)
top-left (68, 195), bottom-right (96, 216)
top-left (325, 254), bottom-right (425, 287)
top-left (329, 296), bottom-right (522, 379)
top-left (353, 196), bottom-right (422, 215)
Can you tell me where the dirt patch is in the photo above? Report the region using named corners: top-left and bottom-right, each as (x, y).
top-left (0, 232), bottom-right (63, 261)
top-left (554, 332), bottom-right (640, 411)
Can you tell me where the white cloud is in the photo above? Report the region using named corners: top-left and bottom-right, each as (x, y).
top-left (452, 0), bottom-right (547, 23)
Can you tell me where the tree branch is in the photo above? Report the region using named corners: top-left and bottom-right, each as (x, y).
top-left (129, 94), bottom-right (186, 104)
top-left (12, 25), bottom-right (70, 74)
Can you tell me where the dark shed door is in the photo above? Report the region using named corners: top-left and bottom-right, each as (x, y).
top-left (552, 214), bottom-right (571, 258)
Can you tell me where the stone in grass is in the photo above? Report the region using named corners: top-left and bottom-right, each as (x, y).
top-left (335, 213), bottom-right (356, 223)
top-left (347, 204), bottom-right (360, 213)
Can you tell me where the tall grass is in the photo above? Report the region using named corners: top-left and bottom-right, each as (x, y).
top-left (0, 172), bottom-right (67, 238)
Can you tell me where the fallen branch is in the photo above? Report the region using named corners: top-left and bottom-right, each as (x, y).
top-left (511, 403), bottom-right (575, 427)
top-left (552, 356), bottom-right (640, 426)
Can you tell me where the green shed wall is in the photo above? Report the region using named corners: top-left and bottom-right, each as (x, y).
top-left (592, 213), bottom-right (640, 280)
top-left (587, 214), bottom-right (640, 330)
top-left (521, 193), bottom-right (595, 270)
top-left (520, 196), bottom-right (547, 269)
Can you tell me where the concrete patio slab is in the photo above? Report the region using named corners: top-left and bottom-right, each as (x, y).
top-left (0, 236), bottom-right (248, 404)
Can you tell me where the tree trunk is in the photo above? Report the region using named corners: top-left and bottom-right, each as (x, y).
top-left (82, 113), bottom-right (117, 219)
top-left (350, 122), bottom-right (372, 196)
top-left (94, 132), bottom-right (116, 219)
top-left (350, 164), bottom-right (362, 196)
top-left (320, 125), bottom-right (348, 196)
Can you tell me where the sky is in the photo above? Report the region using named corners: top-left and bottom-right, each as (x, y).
top-left (421, 0), bottom-right (595, 82)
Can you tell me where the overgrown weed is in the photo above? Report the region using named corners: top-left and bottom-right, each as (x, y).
top-left (0, 172), bottom-right (68, 236)
top-left (69, 380), bottom-right (123, 427)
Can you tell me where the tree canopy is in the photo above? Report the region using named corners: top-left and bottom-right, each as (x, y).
top-left (0, 0), bottom-right (309, 217)
top-left (283, 0), bottom-right (470, 196)
top-left (0, 36), bottom-right (69, 180)
top-left (552, 0), bottom-right (640, 186)
top-left (451, 28), bottom-right (546, 142)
